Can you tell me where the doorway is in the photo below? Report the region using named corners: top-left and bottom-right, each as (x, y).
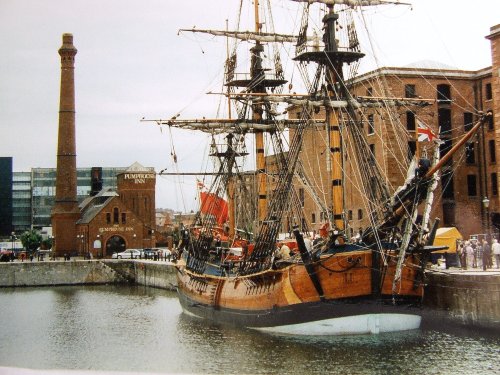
top-left (106, 235), bottom-right (125, 256)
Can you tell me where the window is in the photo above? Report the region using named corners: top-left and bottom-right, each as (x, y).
top-left (348, 210), bottom-right (353, 220)
top-left (485, 83), bottom-right (492, 100)
top-left (367, 114), bottom-right (375, 134)
top-left (492, 173), bottom-right (498, 196)
top-left (487, 111), bottom-right (494, 131)
top-left (464, 112), bottom-right (473, 132)
top-left (465, 142), bottom-right (475, 164)
top-left (311, 213), bottom-right (316, 224)
top-left (438, 108), bottom-right (452, 137)
top-left (441, 170), bottom-right (454, 199)
top-left (437, 84), bottom-right (451, 102)
top-left (358, 209), bottom-right (363, 220)
top-left (113, 207), bottom-right (119, 224)
top-left (106, 213), bottom-right (111, 224)
top-left (405, 84), bottom-right (416, 98)
top-left (408, 141), bottom-right (416, 160)
top-left (366, 87), bottom-right (373, 97)
top-left (489, 140), bottom-right (496, 163)
top-left (121, 212), bottom-right (126, 224)
top-left (406, 111), bottom-right (416, 131)
top-left (467, 175), bottom-right (477, 196)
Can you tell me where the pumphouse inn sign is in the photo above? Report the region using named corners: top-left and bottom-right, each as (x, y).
top-left (123, 173), bottom-right (155, 184)
top-left (98, 226), bottom-right (135, 233)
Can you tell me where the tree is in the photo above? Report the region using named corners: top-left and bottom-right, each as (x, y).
top-left (40, 237), bottom-right (53, 250)
top-left (20, 230), bottom-right (42, 254)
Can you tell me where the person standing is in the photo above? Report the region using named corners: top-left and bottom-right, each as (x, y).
top-left (492, 239), bottom-right (500, 269)
top-left (482, 239), bottom-right (491, 271)
top-left (471, 239), bottom-right (478, 268)
top-left (458, 241), bottom-right (466, 269)
top-left (465, 241), bottom-right (474, 270)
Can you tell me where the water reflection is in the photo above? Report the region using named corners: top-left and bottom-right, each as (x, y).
top-left (0, 286), bottom-right (498, 375)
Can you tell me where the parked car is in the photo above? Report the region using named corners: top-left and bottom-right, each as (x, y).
top-left (143, 248), bottom-right (172, 260)
top-left (159, 248), bottom-right (172, 261)
top-left (111, 249), bottom-right (142, 259)
top-left (143, 248), bottom-right (157, 259)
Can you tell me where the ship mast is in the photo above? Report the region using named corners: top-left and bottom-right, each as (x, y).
top-left (294, 4), bottom-right (364, 235)
top-left (324, 6), bottom-right (344, 233)
top-left (225, 19), bottom-right (236, 240)
top-left (252, 1), bottom-right (267, 226)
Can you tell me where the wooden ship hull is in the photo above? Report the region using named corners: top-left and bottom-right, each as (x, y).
top-left (176, 248), bottom-right (424, 335)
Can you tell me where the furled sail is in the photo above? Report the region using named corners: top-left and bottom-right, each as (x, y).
top-left (291, 0), bottom-right (410, 6)
top-left (143, 118), bottom-right (325, 134)
top-left (179, 29), bottom-right (301, 43)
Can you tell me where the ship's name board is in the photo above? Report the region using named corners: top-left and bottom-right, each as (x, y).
top-left (124, 173), bottom-right (155, 184)
top-left (98, 226), bottom-right (135, 233)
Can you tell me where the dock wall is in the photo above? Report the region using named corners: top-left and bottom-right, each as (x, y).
top-left (424, 270), bottom-right (500, 331)
top-left (105, 260), bottom-right (177, 290)
top-left (0, 260), bottom-right (177, 291)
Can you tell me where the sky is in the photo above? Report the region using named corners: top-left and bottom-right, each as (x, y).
top-left (0, 0), bottom-right (498, 211)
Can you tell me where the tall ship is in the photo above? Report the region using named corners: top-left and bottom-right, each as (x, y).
top-left (146, 0), bottom-right (490, 335)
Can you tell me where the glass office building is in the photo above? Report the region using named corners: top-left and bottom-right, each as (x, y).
top-left (11, 167), bottom-right (128, 231)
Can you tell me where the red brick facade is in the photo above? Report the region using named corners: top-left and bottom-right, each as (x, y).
top-left (76, 163), bottom-right (157, 257)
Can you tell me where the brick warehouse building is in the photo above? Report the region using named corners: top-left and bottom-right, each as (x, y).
top-left (76, 163), bottom-right (156, 257)
top-left (295, 24), bottom-right (500, 240)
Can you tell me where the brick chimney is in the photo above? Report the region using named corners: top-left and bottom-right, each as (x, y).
top-left (51, 33), bottom-right (81, 257)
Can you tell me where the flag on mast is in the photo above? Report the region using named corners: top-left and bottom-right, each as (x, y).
top-left (417, 119), bottom-right (437, 142)
top-left (196, 179), bottom-right (206, 190)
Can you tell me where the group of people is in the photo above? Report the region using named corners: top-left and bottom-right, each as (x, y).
top-left (457, 237), bottom-right (500, 270)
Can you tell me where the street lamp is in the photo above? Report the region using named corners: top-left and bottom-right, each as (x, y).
top-left (11, 231), bottom-right (16, 257)
top-left (483, 196), bottom-right (491, 241)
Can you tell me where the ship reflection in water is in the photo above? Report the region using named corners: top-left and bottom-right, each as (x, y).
top-left (0, 286), bottom-right (498, 374)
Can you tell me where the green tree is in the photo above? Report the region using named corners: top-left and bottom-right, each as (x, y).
top-left (41, 237), bottom-right (53, 250)
top-left (20, 230), bottom-right (42, 254)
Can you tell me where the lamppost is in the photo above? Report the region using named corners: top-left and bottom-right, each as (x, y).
top-left (76, 235), bottom-right (80, 256)
top-left (483, 196), bottom-right (491, 242)
top-left (51, 236), bottom-right (55, 260)
top-left (133, 234), bottom-right (137, 259)
top-left (10, 232), bottom-right (16, 259)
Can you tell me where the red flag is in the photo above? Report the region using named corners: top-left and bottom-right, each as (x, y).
top-left (319, 222), bottom-right (329, 238)
top-left (417, 119), bottom-right (437, 142)
top-left (200, 192), bottom-right (228, 225)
